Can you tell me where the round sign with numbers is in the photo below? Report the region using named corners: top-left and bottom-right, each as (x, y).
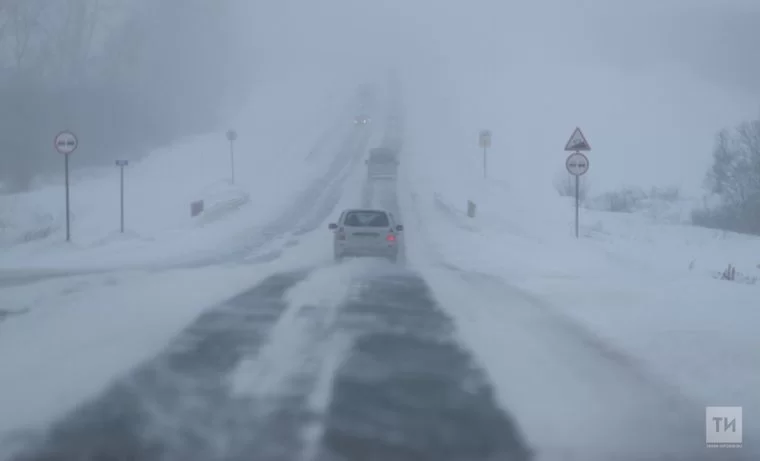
top-left (566, 152), bottom-right (589, 176)
top-left (54, 131), bottom-right (78, 155)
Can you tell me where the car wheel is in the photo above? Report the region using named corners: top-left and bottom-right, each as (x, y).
top-left (334, 254), bottom-right (343, 263)
top-left (388, 254), bottom-right (398, 264)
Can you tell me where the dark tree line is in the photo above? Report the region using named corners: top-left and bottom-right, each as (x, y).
top-left (693, 118), bottom-right (760, 235)
top-left (0, 0), bottom-right (253, 192)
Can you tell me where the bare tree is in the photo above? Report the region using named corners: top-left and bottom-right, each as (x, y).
top-left (706, 123), bottom-right (760, 206)
top-left (34, 0), bottom-right (105, 81)
top-left (0, 0), bottom-right (48, 71)
top-left (0, 0), bottom-right (251, 193)
top-left (696, 120), bottom-right (760, 234)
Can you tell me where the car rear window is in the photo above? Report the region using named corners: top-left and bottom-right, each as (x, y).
top-left (343, 211), bottom-right (389, 227)
top-left (370, 155), bottom-right (395, 164)
top-left (369, 150), bottom-right (396, 164)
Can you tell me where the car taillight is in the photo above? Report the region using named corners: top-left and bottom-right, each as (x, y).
top-left (386, 234), bottom-right (396, 242)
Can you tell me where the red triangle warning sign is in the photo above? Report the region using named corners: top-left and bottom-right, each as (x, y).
top-left (564, 127), bottom-right (591, 152)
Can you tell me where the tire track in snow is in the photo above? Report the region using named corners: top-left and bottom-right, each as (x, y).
top-left (223, 262), bottom-right (360, 460)
top-left (312, 268), bottom-right (533, 461)
top-left (9, 270), bottom-right (310, 461)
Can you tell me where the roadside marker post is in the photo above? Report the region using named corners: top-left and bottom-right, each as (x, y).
top-left (479, 130), bottom-right (492, 179)
top-left (226, 129), bottom-right (238, 185)
top-left (564, 127), bottom-right (591, 239)
top-left (54, 131), bottom-right (78, 241)
top-left (115, 160), bottom-right (129, 233)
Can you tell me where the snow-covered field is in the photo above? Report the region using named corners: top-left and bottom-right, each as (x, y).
top-left (0, 74), bottom-right (361, 271)
top-left (396, 74), bottom-right (760, 445)
top-left (400, 174), bottom-right (760, 439)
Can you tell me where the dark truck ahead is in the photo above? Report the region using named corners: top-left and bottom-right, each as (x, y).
top-left (365, 147), bottom-right (399, 179)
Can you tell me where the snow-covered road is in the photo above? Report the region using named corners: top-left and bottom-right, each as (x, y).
top-left (2, 86), bottom-right (757, 461)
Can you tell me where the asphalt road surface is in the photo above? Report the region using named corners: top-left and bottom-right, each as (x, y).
top-left (7, 265), bottom-right (532, 461)
top-left (7, 155), bottom-right (534, 460)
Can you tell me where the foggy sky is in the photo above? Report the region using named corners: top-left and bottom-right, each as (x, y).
top-left (581, 0), bottom-right (760, 93)
top-left (233, 0), bottom-right (760, 194)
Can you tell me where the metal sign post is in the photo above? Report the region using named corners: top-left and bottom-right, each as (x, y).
top-left (565, 151), bottom-right (590, 239)
top-left (478, 130), bottom-right (492, 179)
top-left (115, 160), bottom-right (129, 233)
top-left (55, 131), bottom-right (78, 241)
top-left (576, 174), bottom-right (580, 238)
top-left (226, 129), bottom-right (238, 185)
top-left (564, 127), bottom-right (591, 238)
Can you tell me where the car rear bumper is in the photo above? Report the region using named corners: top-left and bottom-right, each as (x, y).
top-left (367, 174), bottom-right (397, 179)
top-left (335, 247), bottom-right (398, 260)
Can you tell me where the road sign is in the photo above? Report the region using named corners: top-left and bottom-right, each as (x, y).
top-left (226, 129), bottom-right (238, 141)
top-left (55, 131), bottom-right (78, 155)
top-left (115, 160), bottom-right (129, 167)
top-left (479, 130), bottom-right (492, 148)
top-left (564, 127), bottom-right (591, 152)
top-left (566, 152), bottom-right (589, 176)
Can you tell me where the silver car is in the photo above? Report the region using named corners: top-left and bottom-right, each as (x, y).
top-left (328, 209), bottom-right (403, 263)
